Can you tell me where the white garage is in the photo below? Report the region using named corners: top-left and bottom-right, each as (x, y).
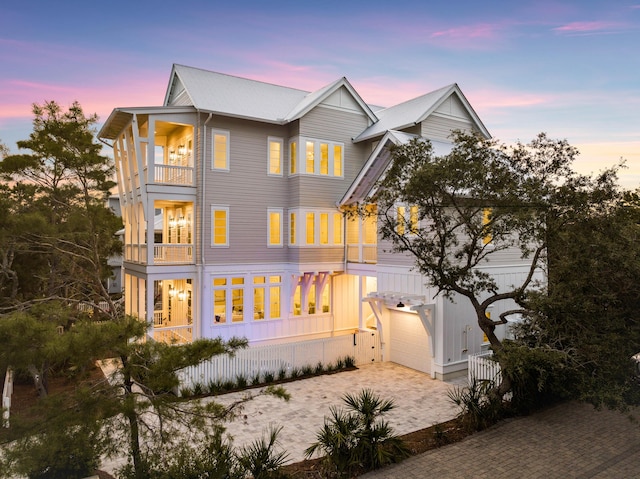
top-left (389, 310), bottom-right (431, 374)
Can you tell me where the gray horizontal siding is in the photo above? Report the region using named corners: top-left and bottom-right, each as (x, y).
top-left (421, 115), bottom-right (474, 142)
top-left (203, 117), bottom-right (290, 264)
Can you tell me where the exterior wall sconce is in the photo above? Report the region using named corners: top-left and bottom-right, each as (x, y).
top-left (168, 285), bottom-right (177, 298)
top-left (169, 150), bottom-right (177, 162)
top-left (177, 144), bottom-right (187, 156)
top-left (177, 290), bottom-right (187, 301)
top-left (177, 215), bottom-right (187, 228)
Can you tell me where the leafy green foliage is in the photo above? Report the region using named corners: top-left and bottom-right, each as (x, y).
top-left (0, 101), bottom-right (121, 312)
top-left (306, 389), bottom-right (409, 477)
top-left (515, 192), bottom-right (640, 410)
top-left (2, 424), bottom-right (103, 479)
top-left (367, 131), bottom-right (623, 400)
top-left (237, 425), bottom-right (290, 479)
top-left (447, 379), bottom-right (503, 432)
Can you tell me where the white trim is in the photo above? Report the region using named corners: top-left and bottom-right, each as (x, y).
top-left (211, 205), bottom-right (229, 247)
top-left (211, 129), bottom-right (230, 171)
top-left (267, 136), bottom-right (284, 176)
top-left (287, 135), bottom-right (344, 178)
top-left (267, 208), bottom-right (284, 247)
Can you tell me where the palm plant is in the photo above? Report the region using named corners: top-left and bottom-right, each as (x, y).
top-left (237, 425), bottom-right (289, 479)
top-left (305, 389), bottom-right (409, 476)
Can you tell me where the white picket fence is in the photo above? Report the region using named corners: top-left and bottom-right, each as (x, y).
top-left (468, 351), bottom-right (502, 384)
top-left (2, 367), bottom-right (13, 428)
top-left (178, 330), bottom-right (381, 391)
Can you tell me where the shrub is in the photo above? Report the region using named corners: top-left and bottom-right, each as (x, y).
top-left (301, 364), bottom-right (314, 376)
top-left (277, 366), bottom-right (288, 381)
top-left (235, 374), bottom-right (248, 389)
top-left (305, 388), bottom-right (409, 477)
top-left (263, 371), bottom-right (275, 384)
top-left (315, 361), bottom-right (325, 374)
top-left (344, 356), bottom-right (356, 368)
top-left (237, 425), bottom-right (289, 479)
top-left (447, 378), bottom-right (502, 432)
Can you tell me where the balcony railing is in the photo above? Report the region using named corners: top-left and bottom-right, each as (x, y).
top-left (154, 244), bottom-right (193, 263)
top-left (124, 244), bottom-right (193, 264)
top-left (148, 165), bottom-right (194, 186)
top-left (347, 244), bottom-right (377, 264)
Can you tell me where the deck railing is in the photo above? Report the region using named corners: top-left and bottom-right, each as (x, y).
top-left (151, 165), bottom-right (194, 185)
top-left (153, 244), bottom-right (193, 263)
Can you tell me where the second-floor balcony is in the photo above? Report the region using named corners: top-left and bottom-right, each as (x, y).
top-left (149, 164), bottom-right (194, 186)
top-left (124, 243), bottom-right (194, 265)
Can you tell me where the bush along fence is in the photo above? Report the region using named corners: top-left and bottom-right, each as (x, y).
top-left (178, 330), bottom-right (381, 396)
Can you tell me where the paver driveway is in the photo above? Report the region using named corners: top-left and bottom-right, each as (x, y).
top-left (361, 400), bottom-right (640, 479)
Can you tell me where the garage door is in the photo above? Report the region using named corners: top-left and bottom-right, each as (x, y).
top-left (389, 311), bottom-right (430, 374)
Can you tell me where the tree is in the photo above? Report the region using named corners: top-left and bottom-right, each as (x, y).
top-left (1, 315), bottom-right (288, 479)
top-left (0, 101), bottom-right (121, 312)
top-left (513, 190), bottom-right (640, 410)
top-left (366, 131), bottom-right (621, 397)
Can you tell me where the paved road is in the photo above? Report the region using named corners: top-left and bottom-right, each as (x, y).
top-left (362, 401), bottom-right (640, 479)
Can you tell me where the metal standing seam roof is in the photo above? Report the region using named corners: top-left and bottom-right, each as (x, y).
top-left (354, 83), bottom-right (490, 142)
top-left (168, 64), bottom-right (311, 123)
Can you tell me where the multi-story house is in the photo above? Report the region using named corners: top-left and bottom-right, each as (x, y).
top-left (98, 64), bottom-right (530, 379)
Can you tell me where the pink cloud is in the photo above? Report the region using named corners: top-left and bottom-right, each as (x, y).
top-left (423, 22), bottom-right (507, 50)
top-left (553, 21), bottom-right (624, 34)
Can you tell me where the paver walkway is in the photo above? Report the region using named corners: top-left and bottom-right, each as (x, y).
top-left (362, 401), bottom-right (640, 479)
top-left (99, 362), bottom-right (463, 474)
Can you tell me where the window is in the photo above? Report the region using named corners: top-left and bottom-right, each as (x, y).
top-left (212, 130), bottom-right (229, 170)
top-left (289, 212), bottom-right (296, 245)
top-left (306, 212), bottom-right (315, 245)
top-left (289, 136), bottom-right (344, 177)
top-left (289, 208), bottom-right (343, 247)
top-left (253, 275), bottom-right (281, 320)
top-left (213, 276), bottom-right (244, 323)
top-left (254, 277), bottom-right (265, 320)
top-left (305, 141), bottom-right (315, 174)
top-left (213, 278), bottom-right (227, 323)
top-left (211, 206), bottom-right (229, 247)
top-left (333, 213), bottom-right (343, 244)
top-left (396, 205), bottom-right (418, 236)
top-left (320, 143), bottom-right (329, 175)
top-left (482, 208), bottom-right (492, 245)
top-left (320, 213), bottom-right (329, 245)
top-left (292, 273), bottom-right (331, 316)
top-left (334, 145), bottom-right (343, 176)
top-left (269, 275), bottom-right (281, 319)
top-left (397, 206), bottom-right (406, 235)
top-left (410, 205), bottom-right (419, 234)
top-left (268, 137), bottom-right (283, 176)
top-left (289, 141), bottom-right (297, 174)
top-left (268, 209), bottom-right (282, 246)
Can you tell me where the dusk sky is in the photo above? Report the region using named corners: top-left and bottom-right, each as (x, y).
top-left (1, 0), bottom-right (639, 187)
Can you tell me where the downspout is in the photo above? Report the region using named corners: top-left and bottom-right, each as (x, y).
top-left (200, 112), bottom-right (213, 338)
